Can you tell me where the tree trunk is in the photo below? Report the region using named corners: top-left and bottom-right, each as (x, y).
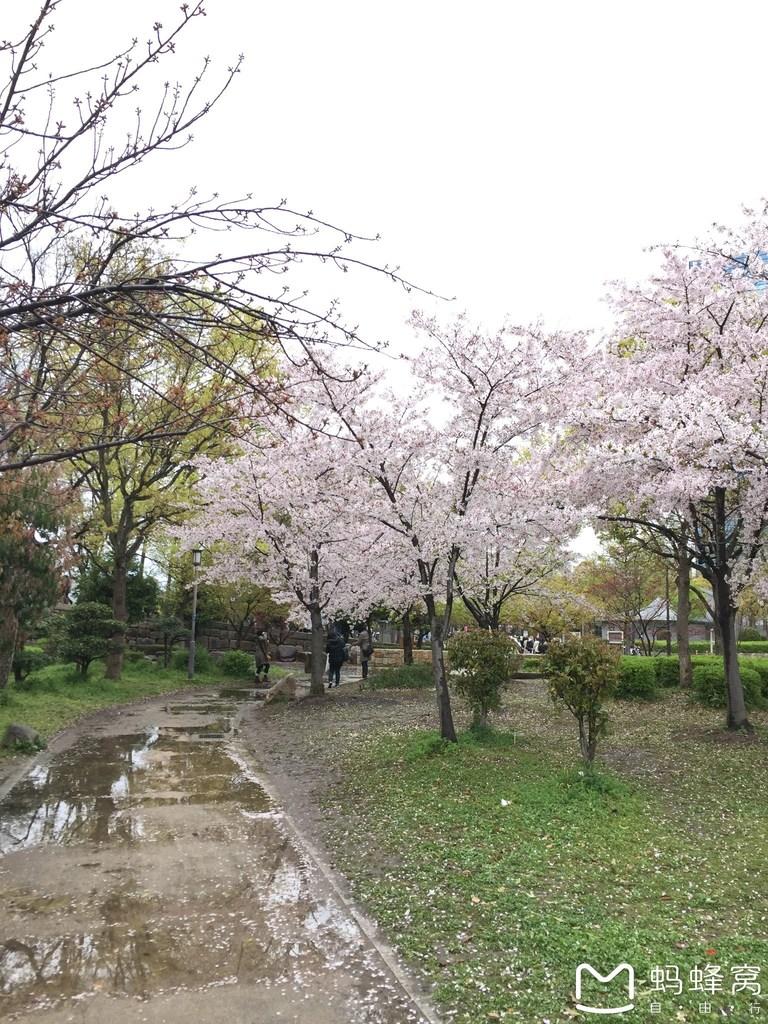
top-left (472, 707), bottom-right (488, 730)
top-left (713, 571), bottom-right (752, 731)
top-left (676, 547), bottom-right (692, 689)
top-left (309, 605), bottom-right (326, 696)
top-left (427, 605), bottom-right (457, 742)
top-left (0, 609), bottom-right (19, 690)
top-left (105, 558), bottom-right (128, 680)
top-left (623, 617), bottom-right (632, 655)
top-left (402, 608), bottom-right (414, 665)
top-left (577, 717), bottom-right (594, 766)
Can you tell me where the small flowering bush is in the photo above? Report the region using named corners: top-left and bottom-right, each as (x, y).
top-left (542, 635), bottom-right (620, 766)
top-left (447, 630), bottom-right (519, 730)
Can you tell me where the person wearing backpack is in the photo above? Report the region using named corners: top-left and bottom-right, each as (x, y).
top-left (357, 626), bottom-right (374, 680)
top-left (325, 626), bottom-right (346, 688)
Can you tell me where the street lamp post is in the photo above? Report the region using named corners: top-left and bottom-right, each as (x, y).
top-left (188, 548), bottom-right (202, 680)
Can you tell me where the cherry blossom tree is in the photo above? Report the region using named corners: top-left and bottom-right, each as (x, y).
top-left (181, 424), bottom-right (384, 694)
top-left (559, 229), bottom-right (768, 731)
top-left (455, 515), bottom-right (572, 632)
top-left (302, 313), bottom-right (575, 741)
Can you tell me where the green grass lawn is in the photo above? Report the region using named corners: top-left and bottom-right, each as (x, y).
top-left (0, 660), bottom-right (247, 753)
top-left (329, 686), bottom-right (768, 1023)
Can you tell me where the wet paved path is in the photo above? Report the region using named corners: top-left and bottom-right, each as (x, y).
top-left (0, 687), bottom-right (431, 1023)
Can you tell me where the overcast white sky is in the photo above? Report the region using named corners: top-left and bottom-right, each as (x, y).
top-left (44, 0), bottom-right (768, 347)
top-left (24, 0), bottom-right (768, 554)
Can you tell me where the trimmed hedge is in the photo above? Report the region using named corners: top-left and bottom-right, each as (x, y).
top-left (672, 640), bottom-right (768, 655)
top-left (746, 659), bottom-right (768, 695)
top-left (736, 641), bottom-right (768, 654)
top-left (615, 659), bottom-right (658, 701)
top-left (692, 664), bottom-right (764, 708)
top-left (653, 657), bottom-right (680, 688)
top-left (368, 663), bottom-right (433, 689)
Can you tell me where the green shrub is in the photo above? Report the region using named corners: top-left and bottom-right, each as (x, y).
top-left (448, 630), bottom-right (520, 729)
top-left (171, 645), bottom-right (214, 673)
top-left (12, 647), bottom-right (52, 683)
top-left (122, 655), bottom-right (155, 675)
top-left (692, 664), bottom-right (764, 708)
top-left (3, 732), bottom-right (46, 754)
top-left (367, 663), bottom-right (433, 690)
top-left (737, 641), bottom-right (768, 654)
top-left (124, 649), bottom-right (150, 664)
top-left (653, 657), bottom-right (679, 688)
top-left (543, 636), bottom-right (620, 766)
top-left (615, 659), bottom-right (658, 701)
top-left (739, 627), bottom-right (764, 642)
top-left (46, 602), bottom-right (125, 678)
top-left (403, 731), bottom-right (453, 761)
top-left (219, 649), bottom-right (254, 677)
top-left (745, 658), bottom-right (768, 695)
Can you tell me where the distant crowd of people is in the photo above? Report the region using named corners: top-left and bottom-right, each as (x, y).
top-left (511, 632), bottom-right (549, 655)
top-left (253, 620), bottom-right (552, 692)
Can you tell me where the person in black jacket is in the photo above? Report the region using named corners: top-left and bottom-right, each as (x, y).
top-left (254, 630), bottom-right (270, 684)
top-left (325, 626), bottom-right (346, 688)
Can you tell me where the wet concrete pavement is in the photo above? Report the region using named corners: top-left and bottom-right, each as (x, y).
top-left (0, 687), bottom-right (433, 1023)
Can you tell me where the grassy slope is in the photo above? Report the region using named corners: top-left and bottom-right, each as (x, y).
top-left (330, 686), bottom-right (768, 1024)
top-left (0, 661), bottom-right (253, 751)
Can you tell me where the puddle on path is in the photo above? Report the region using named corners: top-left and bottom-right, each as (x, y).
top-left (0, 688), bottom-right (427, 1023)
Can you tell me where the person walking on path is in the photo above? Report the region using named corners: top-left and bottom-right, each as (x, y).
top-left (325, 626), bottom-right (346, 688)
top-left (357, 626), bottom-right (374, 680)
top-left (254, 629), bottom-right (271, 684)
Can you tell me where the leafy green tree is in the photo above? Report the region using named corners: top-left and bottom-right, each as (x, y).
top-left (572, 537), bottom-right (666, 654)
top-left (542, 635), bottom-right (620, 766)
top-left (448, 630), bottom-right (520, 729)
top-left (0, 471), bottom-right (68, 689)
top-left (70, 252), bottom-right (271, 680)
top-left (197, 581), bottom-right (289, 648)
top-left (146, 614), bottom-right (188, 669)
top-left (48, 603), bottom-right (125, 678)
top-left (76, 556), bottom-right (159, 622)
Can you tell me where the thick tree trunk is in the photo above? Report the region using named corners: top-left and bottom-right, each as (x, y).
top-left (427, 608), bottom-right (457, 743)
top-left (402, 608), bottom-right (414, 665)
top-left (309, 605), bottom-right (326, 696)
top-left (0, 609), bottom-right (19, 690)
top-left (713, 572), bottom-right (752, 731)
top-left (676, 548), bottom-right (692, 689)
top-left (105, 558), bottom-right (128, 680)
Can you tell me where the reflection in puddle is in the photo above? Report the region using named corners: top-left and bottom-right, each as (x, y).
top-left (0, 687), bottom-right (427, 1023)
top-left (0, 715), bottom-right (269, 852)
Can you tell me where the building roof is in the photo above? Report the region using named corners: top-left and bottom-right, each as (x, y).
top-left (637, 598), bottom-right (712, 624)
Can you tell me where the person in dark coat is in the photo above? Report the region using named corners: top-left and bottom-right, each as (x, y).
top-left (357, 627), bottom-right (374, 680)
top-left (325, 626), bottom-right (346, 688)
top-left (254, 630), bottom-right (270, 684)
